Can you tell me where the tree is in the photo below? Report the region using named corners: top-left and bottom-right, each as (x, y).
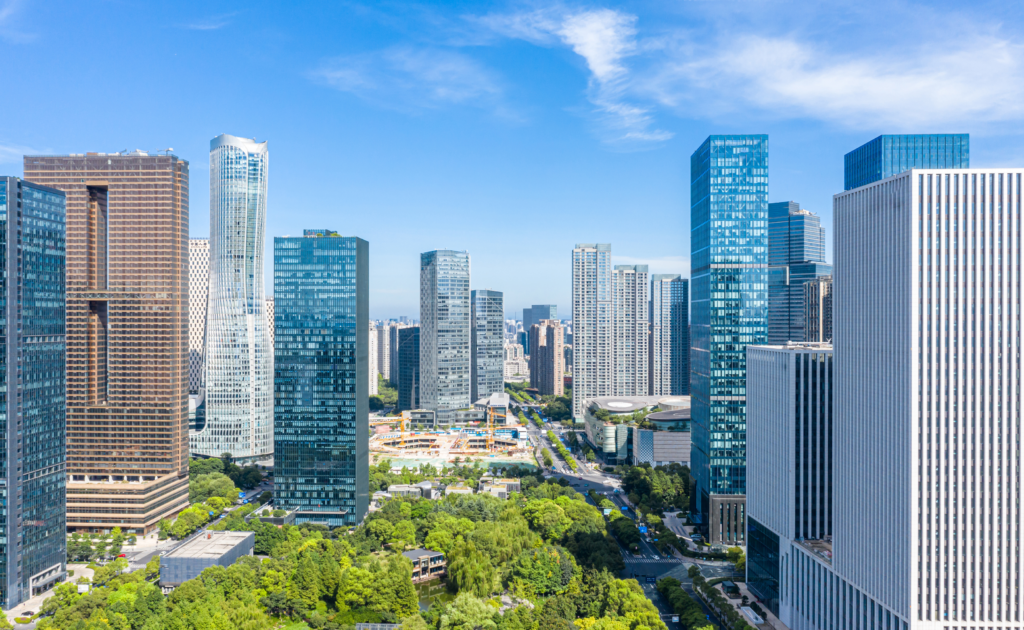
top-left (439, 592), bottom-right (498, 630)
top-left (189, 472), bottom-right (239, 504)
top-left (188, 457), bottom-right (225, 477)
top-left (507, 545), bottom-right (579, 597)
top-left (447, 542), bottom-right (498, 598)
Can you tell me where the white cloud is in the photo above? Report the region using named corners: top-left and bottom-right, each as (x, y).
top-left (0, 142), bottom-right (42, 164)
top-left (478, 7), bottom-right (672, 145)
top-left (183, 13), bottom-right (238, 31)
top-left (0, 0), bottom-right (34, 43)
top-left (310, 47), bottom-right (505, 114)
top-left (644, 34), bottom-right (1024, 129)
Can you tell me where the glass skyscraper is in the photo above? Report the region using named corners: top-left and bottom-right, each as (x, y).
top-left (420, 250), bottom-right (471, 426)
top-left (199, 134), bottom-right (274, 462)
top-left (273, 230), bottom-right (368, 526)
top-left (470, 289), bottom-right (504, 401)
top-left (767, 201), bottom-right (831, 344)
top-left (397, 326), bottom-right (420, 411)
top-left (0, 177), bottom-right (67, 607)
top-left (843, 134), bottom-right (968, 191)
top-left (690, 135), bottom-right (768, 535)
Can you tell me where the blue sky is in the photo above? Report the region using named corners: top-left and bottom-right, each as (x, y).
top-left (4, 0), bottom-right (1024, 319)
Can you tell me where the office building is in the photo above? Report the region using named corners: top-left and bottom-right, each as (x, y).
top-left (649, 275), bottom-right (689, 396)
top-left (0, 178), bottom-right (67, 607)
top-left (397, 326), bottom-right (420, 411)
top-left (471, 289), bottom-right (504, 401)
top-left (188, 238), bottom-right (210, 393)
top-left (767, 202), bottom-right (831, 344)
top-left (746, 342), bottom-right (833, 612)
top-left (844, 134), bottom-right (968, 191)
top-left (572, 243), bottom-right (613, 419)
top-left (160, 531), bottom-right (254, 588)
top-left (273, 230), bottom-right (369, 526)
top-left (368, 324), bottom-right (379, 396)
top-left (529, 319), bottom-right (564, 396)
top-left (522, 304), bottom-right (557, 351)
top-left (25, 150), bottom-right (190, 533)
top-left (804, 275), bottom-right (833, 343)
top-left (376, 323), bottom-right (392, 382)
top-left (690, 135), bottom-right (769, 537)
top-left (748, 168), bottom-right (1024, 630)
top-left (388, 323), bottom-right (409, 385)
top-left (198, 134), bottom-right (273, 463)
top-left (612, 265), bottom-right (649, 396)
top-left (420, 250), bottom-right (471, 425)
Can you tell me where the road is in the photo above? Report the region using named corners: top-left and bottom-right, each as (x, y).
top-left (526, 419), bottom-right (741, 629)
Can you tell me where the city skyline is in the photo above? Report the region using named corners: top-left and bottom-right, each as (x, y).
top-left (9, 2), bottom-right (1024, 318)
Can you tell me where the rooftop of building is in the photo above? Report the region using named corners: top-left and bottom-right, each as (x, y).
top-left (646, 408), bottom-right (692, 422)
top-left (750, 341), bottom-right (833, 352)
top-left (474, 392), bottom-right (510, 408)
top-left (795, 538), bottom-right (833, 564)
top-left (587, 396), bottom-right (664, 413)
top-left (402, 548), bottom-right (445, 560)
top-left (164, 531), bottom-right (254, 560)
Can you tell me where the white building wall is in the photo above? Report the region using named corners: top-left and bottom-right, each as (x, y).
top-left (612, 265), bottom-right (649, 396)
top-left (188, 238), bottom-right (210, 393)
top-left (377, 323), bottom-right (391, 382)
top-left (831, 168), bottom-right (1023, 629)
top-left (265, 297), bottom-right (274, 349)
top-left (369, 325), bottom-right (379, 395)
top-left (572, 244), bottom-right (613, 418)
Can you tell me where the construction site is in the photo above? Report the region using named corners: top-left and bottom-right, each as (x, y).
top-left (369, 406), bottom-right (535, 465)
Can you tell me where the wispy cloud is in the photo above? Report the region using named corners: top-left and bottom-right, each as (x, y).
top-left (477, 7), bottom-right (672, 146)
top-left (183, 12), bottom-right (237, 31)
top-left (0, 0), bottom-right (35, 43)
top-left (0, 142), bottom-right (43, 164)
top-left (643, 34), bottom-right (1024, 130)
top-left (310, 46), bottom-right (507, 115)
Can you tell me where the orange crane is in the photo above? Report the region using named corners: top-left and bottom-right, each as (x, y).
top-left (486, 406), bottom-right (506, 452)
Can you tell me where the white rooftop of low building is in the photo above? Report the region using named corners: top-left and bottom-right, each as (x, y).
top-left (749, 342), bottom-right (833, 352)
top-left (587, 396), bottom-right (664, 413)
top-left (165, 531), bottom-right (253, 560)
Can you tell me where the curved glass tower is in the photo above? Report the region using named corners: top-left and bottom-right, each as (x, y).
top-left (193, 134), bottom-right (273, 462)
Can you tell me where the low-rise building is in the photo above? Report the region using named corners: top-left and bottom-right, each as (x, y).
top-left (160, 531), bottom-right (255, 588)
top-left (477, 477), bottom-right (522, 499)
top-left (444, 484), bottom-right (473, 496)
top-left (402, 549), bottom-right (446, 583)
top-left (582, 396), bottom-right (691, 466)
top-left (414, 481), bottom-right (439, 500)
top-left (387, 484), bottom-right (424, 498)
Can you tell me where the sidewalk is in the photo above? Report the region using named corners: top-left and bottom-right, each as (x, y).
top-left (4, 564), bottom-right (96, 625)
top-left (716, 581), bottom-right (788, 630)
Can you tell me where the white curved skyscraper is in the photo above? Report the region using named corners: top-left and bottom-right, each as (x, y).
top-left (192, 134), bottom-right (273, 462)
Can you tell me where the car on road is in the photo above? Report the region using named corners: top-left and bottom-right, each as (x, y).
top-left (652, 555), bottom-right (660, 560)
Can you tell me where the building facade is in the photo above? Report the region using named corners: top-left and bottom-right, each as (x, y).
top-left (368, 324), bottom-right (379, 396)
top-left (522, 304), bottom-right (556, 354)
top-left (388, 323), bottom-right (409, 386)
top-left (690, 135), bottom-right (769, 533)
top-left (746, 342), bottom-right (833, 615)
top-left (273, 231), bottom-right (368, 526)
top-left (0, 178), bottom-right (67, 607)
top-left (767, 202), bottom-right (831, 344)
top-left (198, 134), bottom-right (273, 463)
top-left (470, 289), bottom-right (504, 401)
top-left (649, 274), bottom-right (689, 396)
top-left (397, 326), bottom-right (420, 411)
top-left (188, 238), bottom-right (210, 393)
top-left (804, 276), bottom-right (833, 343)
top-left (25, 151), bottom-right (190, 534)
top-left (420, 250), bottom-right (471, 426)
top-left (503, 342), bottom-right (529, 381)
top-left (572, 244), bottom-right (613, 419)
top-left (843, 134), bottom-right (969, 191)
top-left (265, 297), bottom-right (275, 349)
top-left (529, 319), bottom-right (564, 396)
top-left (612, 265), bottom-right (649, 397)
top-left (376, 323), bottom-right (392, 382)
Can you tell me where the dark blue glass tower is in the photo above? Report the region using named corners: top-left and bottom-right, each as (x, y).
top-left (0, 177), bottom-right (66, 607)
top-left (767, 201), bottom-right (831, 344)
top-left (273, 230), bottom-right (368, 526)
top-left (690, 135), bottom-right (768, 533)
top-left (843, 134), bottom-right (968, 190)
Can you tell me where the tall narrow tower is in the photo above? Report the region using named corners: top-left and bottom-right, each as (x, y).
top-left (196, 134), bottom-right (273, 462)
top-left (420, 250), bottom-right (471, 426)
top-left (24, 150), bottom-right (190, 534)
top-left (572, 243), bottom-right (613, 419)
top-left (188, 238), bottom-right (210, 393)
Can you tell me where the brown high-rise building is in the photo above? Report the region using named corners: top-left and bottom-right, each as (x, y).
top-left (529, 319), bottom-right (564, 396)
top-left (25, 151), bottom-right (190, 534)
